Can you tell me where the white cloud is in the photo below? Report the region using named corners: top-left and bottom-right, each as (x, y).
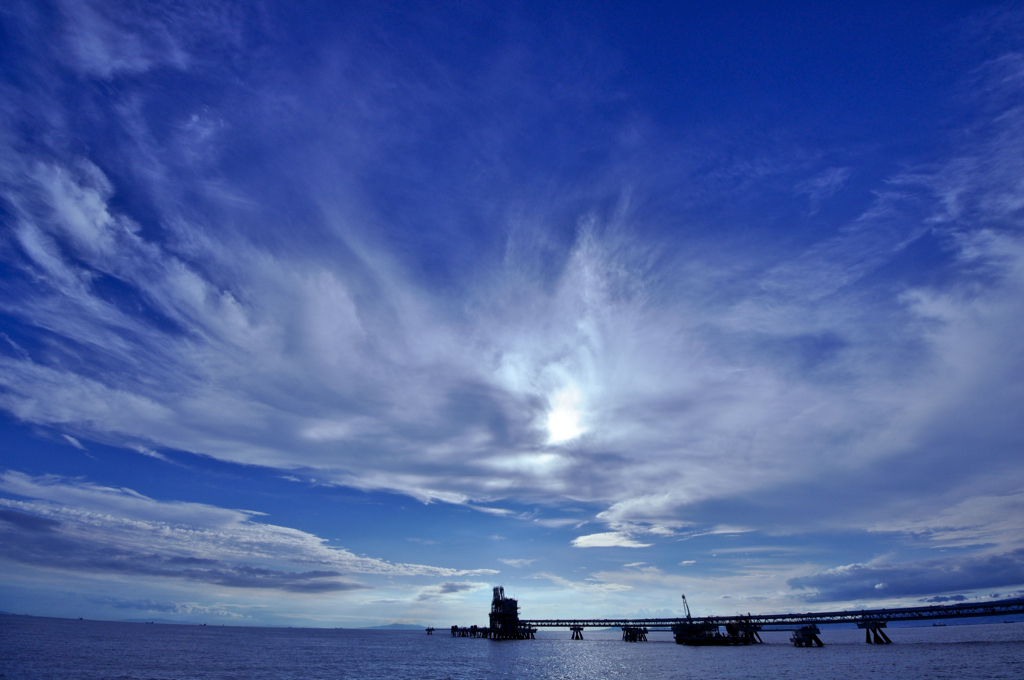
top-left (131, 445), bottom-right (171, 462)
top-left (795, 166), bottom-right (851, 213)
top-left (571, 532), bottom-right (652, 549)
top-left (529, 572), bottom-right (632, 593)
top-left (466, 505), bottom-right (515, 516)
top-left (498, 558), bottom-right (536, 568)
top-left (532, 518), bottom-right (582, 528)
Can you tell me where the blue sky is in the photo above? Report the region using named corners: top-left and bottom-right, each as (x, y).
top-left (1, 0), bottom-right (1024, 627)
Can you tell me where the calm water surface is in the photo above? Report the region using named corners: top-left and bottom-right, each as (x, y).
top-left (2, 615), bottom-right (1022, 679)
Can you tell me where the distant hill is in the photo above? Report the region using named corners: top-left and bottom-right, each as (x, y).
top-left (364, 623), bottom-right (427, 630)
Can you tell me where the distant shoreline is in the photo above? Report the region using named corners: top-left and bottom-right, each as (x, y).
top-left (0, 612), bottom-right (436, 630)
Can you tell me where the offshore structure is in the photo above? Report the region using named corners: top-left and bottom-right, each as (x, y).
top-left (449, 587), bottom-right (536, 639)
top-left (489, 586), bottom-right (536, 639)
top-left (444, 588), bottom-right (1024, 646)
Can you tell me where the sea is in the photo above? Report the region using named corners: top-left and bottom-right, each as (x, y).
top-left (2, 615), bottom-right (1022, 680)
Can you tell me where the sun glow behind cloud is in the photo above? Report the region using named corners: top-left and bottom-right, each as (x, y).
top-left (546, 384), bottom-right (584, 444)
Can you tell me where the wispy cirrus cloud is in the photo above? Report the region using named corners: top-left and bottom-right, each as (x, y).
top-left (52, 0), bottom-right (249, 78)
top-left (498, 558), bottom-right (536, 568)
top-left (529, 572), bottom-right (632, 594)
top-left (867, 490), bottom-right (1024, 549)
top-left (0, 472), bottom-right (496, 593)
top-left (795, 166), bottom-right (851, 214)
top-left (0, 0), bottom-right (1022, 585)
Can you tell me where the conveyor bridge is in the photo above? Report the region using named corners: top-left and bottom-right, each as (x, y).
top-left (520, 597), bottom-right (1024, 629)
top-left (450, 589), bottom-right (1024, 646)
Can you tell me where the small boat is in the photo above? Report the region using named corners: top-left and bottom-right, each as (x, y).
top-left (932, 623), bottom-right (946, 627)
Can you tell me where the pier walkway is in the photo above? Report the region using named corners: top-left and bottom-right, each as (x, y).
top-left (446, 587), bottom-right (1024, 646)
top-left (519, 597), bottom-right (1024, 630)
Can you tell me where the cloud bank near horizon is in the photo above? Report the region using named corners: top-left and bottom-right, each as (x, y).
top-left (789, 550), bottom-right (1024, 603)
top-left (0, 471), bottom-right (496, 594)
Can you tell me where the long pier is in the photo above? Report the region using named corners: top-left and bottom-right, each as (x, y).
top-left (445, 587), bottom-right (1024, 646)
top-left (521, 597), bottom-right (1024, 629)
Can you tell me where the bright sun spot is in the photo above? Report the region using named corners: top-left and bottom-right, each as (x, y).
top-left (546, 385), bottom-right (583, 444)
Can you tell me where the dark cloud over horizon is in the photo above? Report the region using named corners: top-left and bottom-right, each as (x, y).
top-left (789, 550), bottom-right (1024, 603)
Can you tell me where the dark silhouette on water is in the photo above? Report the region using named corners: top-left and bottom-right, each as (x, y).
top-left (445, 587), bottom-right (1024, 647)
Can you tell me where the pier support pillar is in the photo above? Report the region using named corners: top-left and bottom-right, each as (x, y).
top-left (790, 625), bottom-right (823, 647)
top-left (858, 622), bottom-right (892, 644)
top-left (570, 626), bottom-right (584, 640)
top-left (621, 626), bottom-right (648, 642)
